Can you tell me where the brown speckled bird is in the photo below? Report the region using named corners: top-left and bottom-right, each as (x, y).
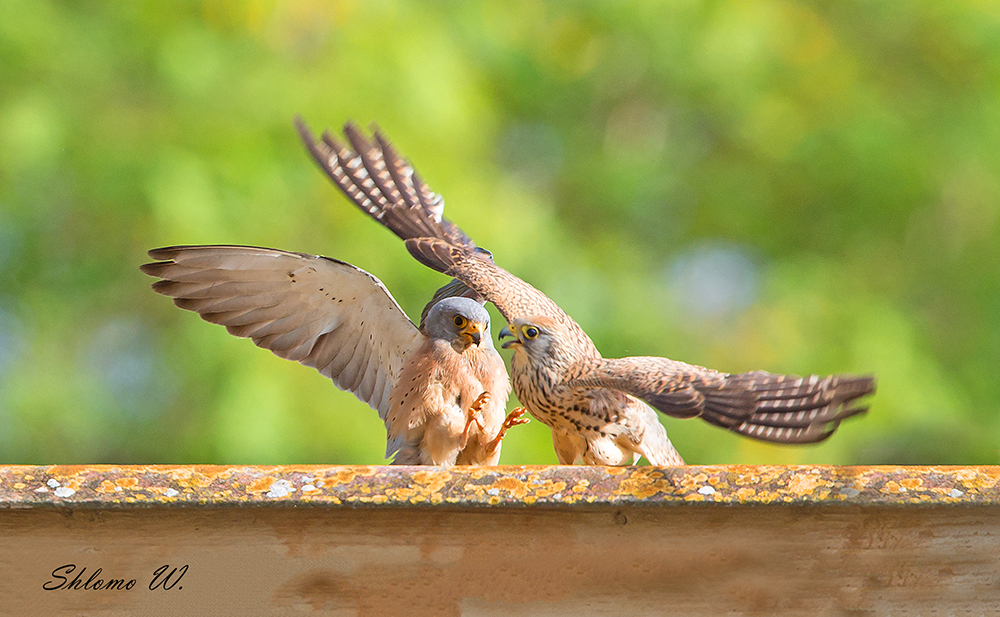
top-left (141, 245), bottom-right (524, 466)
top-left (297, 119), bottom-right (876, 466)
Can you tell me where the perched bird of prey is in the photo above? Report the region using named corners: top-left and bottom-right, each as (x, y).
top-left (297, 119), bottom-right (876, 466)
top-left (141, 245), bottom-right (525, 466)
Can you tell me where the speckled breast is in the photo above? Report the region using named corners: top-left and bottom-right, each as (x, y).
top-left (509, 355), bottom-right (558, 426)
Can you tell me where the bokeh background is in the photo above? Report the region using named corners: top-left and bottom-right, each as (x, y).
top-left (2, 1), bottom-right (998, 465)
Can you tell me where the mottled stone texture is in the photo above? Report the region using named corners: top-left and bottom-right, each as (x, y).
top-left (1, 465), bottom-right (997, 508)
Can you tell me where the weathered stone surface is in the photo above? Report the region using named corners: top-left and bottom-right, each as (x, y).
top-left (2, 465), bottom-right (996, 508)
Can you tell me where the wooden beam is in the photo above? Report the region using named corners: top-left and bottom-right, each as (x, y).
top-left (2, 465), bottom-right (997, 614)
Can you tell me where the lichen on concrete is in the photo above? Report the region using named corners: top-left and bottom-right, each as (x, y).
top-left (0, 465), bottom-right (997, 509)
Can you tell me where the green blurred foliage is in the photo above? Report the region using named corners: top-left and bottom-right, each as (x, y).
top-left (1, 1), bottom-right (998, 465)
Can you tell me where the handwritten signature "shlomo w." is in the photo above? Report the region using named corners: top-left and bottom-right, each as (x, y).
top-left (43, 564), bottom-right (189, 591)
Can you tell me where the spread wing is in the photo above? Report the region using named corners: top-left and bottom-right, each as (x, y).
top-left (567, 357), bottom-right (876, 444)
top-left (295, 116), bottom-right (476, 249)
top-left (295, 117), bottom-right (491, 327)
top-left (141, 245), bottom-right (424, 420)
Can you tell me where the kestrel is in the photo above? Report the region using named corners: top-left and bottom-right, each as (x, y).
top-left (141, 245), bottom-right (524, 466)
top-left (298, 119), bottom-right (875, 466)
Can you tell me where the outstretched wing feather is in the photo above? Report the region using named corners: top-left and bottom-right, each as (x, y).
top-left (564, 357), bottom-right (875, 444)
top-left (142, 245), bottom-right (424, 421)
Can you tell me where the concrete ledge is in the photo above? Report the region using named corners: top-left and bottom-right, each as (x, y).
top-left (2, 464), bottom-right (997, 508)
top-left (3, 465), bottom-right (998, 614)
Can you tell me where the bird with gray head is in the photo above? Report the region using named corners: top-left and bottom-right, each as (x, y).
top-left (293, 117), bottom-right (875, 465)
top-left (423, 297), bottom-right (490, 351)
top-left (141, 245), bottom-right (525, 466)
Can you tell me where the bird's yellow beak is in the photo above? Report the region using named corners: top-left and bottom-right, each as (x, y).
top-left (460, 321), bottom-right (484, 346)
top-left (499, 325), bottom-right (520, 349)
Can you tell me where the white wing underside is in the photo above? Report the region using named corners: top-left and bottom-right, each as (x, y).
top-left (143, 245), bottom-right (424, 421)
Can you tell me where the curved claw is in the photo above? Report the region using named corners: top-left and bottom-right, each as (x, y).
top-left (501, 407), bottom-right (530, 431)
top-left (461, 392), bottom-right (491, 448)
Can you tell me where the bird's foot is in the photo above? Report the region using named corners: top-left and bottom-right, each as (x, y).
top-left (461, 392), bottom-right (491, 447)
top-left (469, 392), bottom-right (490, 420)
top-left (487, 407), bottom-right (530, 452)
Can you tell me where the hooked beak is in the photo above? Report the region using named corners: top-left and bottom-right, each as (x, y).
top-left (460, 321), bottom-right (484, 346)
top-left (499, 325), bottom-right (520, 349)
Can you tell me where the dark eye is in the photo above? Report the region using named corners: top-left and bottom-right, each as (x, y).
top-left (454, 315), bottom-right (467, 328)
top-left (524, 326), bottom-right (539, 339)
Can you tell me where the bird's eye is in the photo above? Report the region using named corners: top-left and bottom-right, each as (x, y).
top-left (523, 326), bottom-right (540, 339)
top-left (454, 315), bottom-right (467, 328)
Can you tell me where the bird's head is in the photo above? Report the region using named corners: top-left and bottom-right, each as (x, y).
top-left (498, 316), bottom-right (564, 361)
top-left (424, 297), bottom-right (493, 352)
